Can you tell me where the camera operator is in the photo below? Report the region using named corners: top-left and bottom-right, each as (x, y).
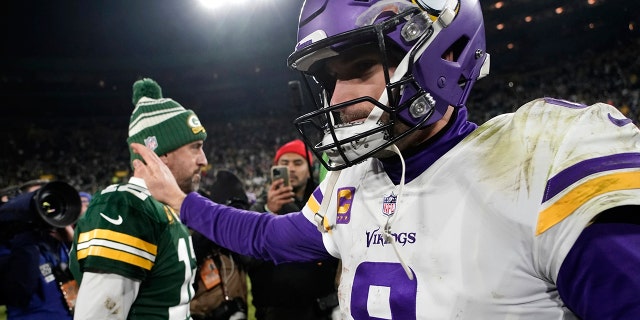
top-left (0, 179), bottom-right (77, 320)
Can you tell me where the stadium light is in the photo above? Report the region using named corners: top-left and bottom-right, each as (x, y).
top-left (198, 0), bottom-right (254, 10)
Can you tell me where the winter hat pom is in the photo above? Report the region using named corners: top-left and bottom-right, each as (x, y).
top-left (132, 78), bottom-right (163, 105)
top-left (127, 77), bottom-right (206, 167)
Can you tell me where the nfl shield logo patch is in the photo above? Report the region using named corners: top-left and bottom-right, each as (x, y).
top-left (382, 193), bottom-right (397, 217)
top-left (144, 136), bottom-right (158, 151)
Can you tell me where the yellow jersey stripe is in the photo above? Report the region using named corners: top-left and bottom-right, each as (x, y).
top-left (536, 171), bottom-right (640, 235)
top-left (307, 193), bottom-right (321, 213)
top-left (78, 229), bottom-right (157, 255)
top-left (76, 238), bottom-right (156, 262)
top-left (307, 190), bottom-right (334, 233)
top-left (77, 245), bottom-right (154, 270)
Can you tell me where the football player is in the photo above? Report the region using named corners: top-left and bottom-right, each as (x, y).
top-left (132, 0), bottom-right (640, 318)
top-left (71, 78), bottom-right (207, 319)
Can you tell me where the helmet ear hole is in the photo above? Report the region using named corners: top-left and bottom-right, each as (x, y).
top-left (457, 75), bottom-right (469, 89)
top-left (442, 36), bottom-right (470, 62)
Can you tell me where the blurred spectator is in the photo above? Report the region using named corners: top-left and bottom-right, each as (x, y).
top-left (77, 192), bottom-right (92, 218)
top-left (251, 139), bottom-right (315, 213)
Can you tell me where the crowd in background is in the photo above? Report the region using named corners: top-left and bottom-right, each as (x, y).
top-left (468, 37), bottom-right (640, 124)
top-left (1, 38), bottom-right (638, 200)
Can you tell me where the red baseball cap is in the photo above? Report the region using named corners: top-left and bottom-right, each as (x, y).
top-left (274, 139), bottom-right (313, 164)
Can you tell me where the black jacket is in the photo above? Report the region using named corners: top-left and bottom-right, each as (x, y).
top-left (248, 180), bottom-right (339, 314)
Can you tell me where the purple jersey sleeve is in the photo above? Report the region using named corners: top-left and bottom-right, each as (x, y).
top-left (557, 222), bottom-right (640, 319)
top-left (180, 192), bottom-right (332, 264)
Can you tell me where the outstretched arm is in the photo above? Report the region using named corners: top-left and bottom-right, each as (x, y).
top-left (131, 142), bottom-right (332, 264)
top-left (180, 192), bottom-right (331, 263)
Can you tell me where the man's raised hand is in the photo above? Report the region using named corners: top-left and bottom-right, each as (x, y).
top-left (130, 142), bottom-right (187, 210)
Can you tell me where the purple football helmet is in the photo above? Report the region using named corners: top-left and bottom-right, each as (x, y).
top-left (288, 0), bottom-right (490, 170)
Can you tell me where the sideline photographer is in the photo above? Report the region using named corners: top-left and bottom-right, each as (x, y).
top-left (0, 179), bottom-right (80, 320)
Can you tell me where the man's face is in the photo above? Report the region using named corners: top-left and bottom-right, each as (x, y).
top-left (324, 45), bottom-right (396, 126)
top-left (322, 44), bottom-right (441, 152)
top-left (276, 152), bottom-right (310, 191)
top-left (162, 141), bottom-right (208, 194)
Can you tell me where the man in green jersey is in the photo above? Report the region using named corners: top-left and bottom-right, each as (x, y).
top-left (70, 78), bottom-right (208, 319)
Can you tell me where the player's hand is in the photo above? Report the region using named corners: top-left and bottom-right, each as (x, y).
top-left (265, 179), bottom-right (295, 213)
top-left (130, 143), bottom-right (186, 210)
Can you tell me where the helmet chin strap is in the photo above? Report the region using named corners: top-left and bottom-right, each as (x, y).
top-left (383, 144), bottom-right (413, 280)
top-left (314, 141), bottom-right (413, 280)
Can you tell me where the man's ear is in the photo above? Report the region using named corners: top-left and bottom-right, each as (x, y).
top-left (159, 154), bottom-right (170, 165)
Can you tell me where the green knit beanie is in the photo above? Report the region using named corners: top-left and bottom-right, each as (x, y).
top-left (127, 78), bottom-right (207, 166)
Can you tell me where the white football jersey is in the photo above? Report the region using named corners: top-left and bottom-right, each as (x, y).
top-left (301, 98), bottom-right (640, 319)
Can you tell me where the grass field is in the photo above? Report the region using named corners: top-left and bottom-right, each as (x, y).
top-left (247, 276), bottom-right (256, 320)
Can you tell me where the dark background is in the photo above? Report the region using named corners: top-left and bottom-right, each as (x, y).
top-left (1, 0), bottom-right (638, 119)
top-left (0, 0), bottom-right (639, 192)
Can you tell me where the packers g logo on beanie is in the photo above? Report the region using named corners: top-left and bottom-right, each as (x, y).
top-left (127, 78), bottom-right (207, 165)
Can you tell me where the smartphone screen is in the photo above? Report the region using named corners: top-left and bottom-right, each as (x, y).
top-left (271, 165), bottom-right (290, 187)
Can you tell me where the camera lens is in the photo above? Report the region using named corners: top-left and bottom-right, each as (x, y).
top-left (39, 192), bottom-right (64, 219)
top-left (33, 181), bottom-right (81, 228)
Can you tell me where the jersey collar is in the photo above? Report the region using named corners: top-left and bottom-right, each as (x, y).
top-left (380, 106), bottom-right (477, 184)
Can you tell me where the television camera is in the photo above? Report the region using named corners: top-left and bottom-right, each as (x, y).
top-left (0, 181), bottom-right (81, 241)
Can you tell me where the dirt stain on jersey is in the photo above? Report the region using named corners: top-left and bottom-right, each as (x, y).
top-left (104, 297), bottom-right (120, 315)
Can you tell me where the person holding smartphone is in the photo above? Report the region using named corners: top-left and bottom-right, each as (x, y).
top-left (247, 139), bottom-right (339, 320)
top-left (254, 139), bottom-right (314, 214)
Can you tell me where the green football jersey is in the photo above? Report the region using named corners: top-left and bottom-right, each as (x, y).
top-left (70, 178), bottom-right (196, 319)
